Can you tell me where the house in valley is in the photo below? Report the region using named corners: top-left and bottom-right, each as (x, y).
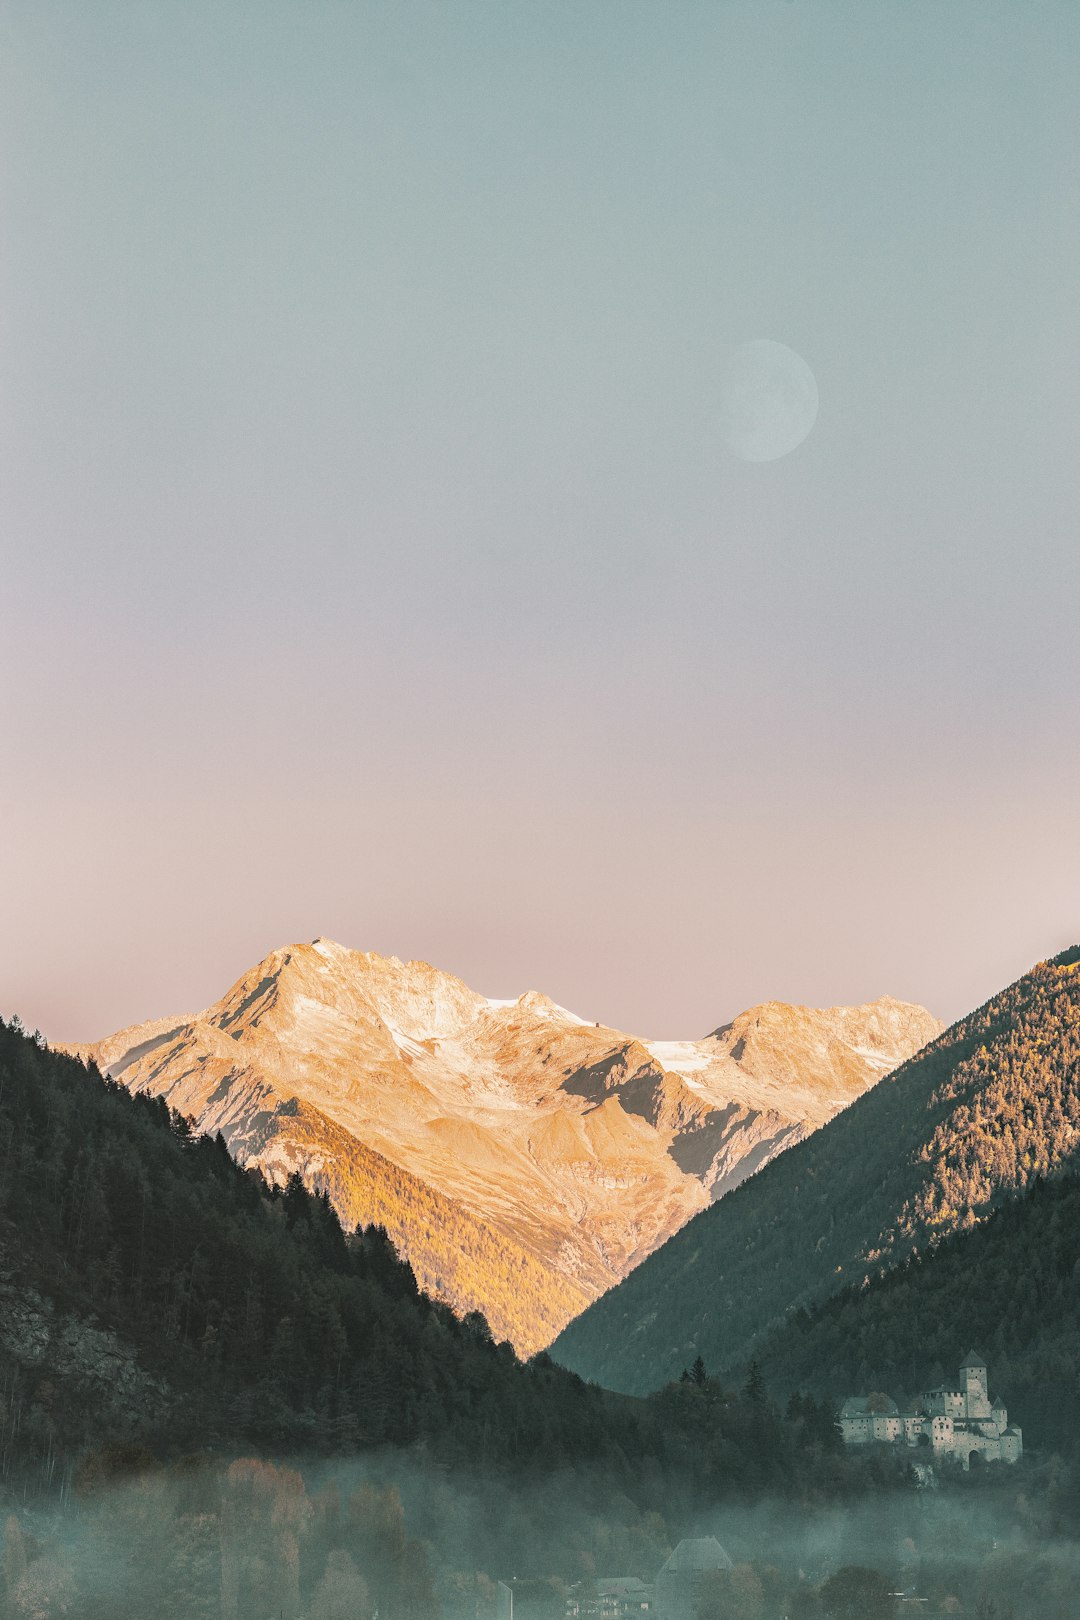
top-left (565, 1577), bottom-right (653, 1620)
top-left (654, 1538), bottom-right (733, 1620)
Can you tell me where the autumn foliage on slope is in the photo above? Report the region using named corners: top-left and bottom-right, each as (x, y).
top-left (553, 949), bottom-right (1080, 1392)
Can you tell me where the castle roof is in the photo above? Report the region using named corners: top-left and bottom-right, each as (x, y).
top-left (961, 1349), bottom-right (988, 1370)
top-left (658, 1538), bottom-right (733, 1575)
top-left (841, 1396), bottom-right (898, 1417)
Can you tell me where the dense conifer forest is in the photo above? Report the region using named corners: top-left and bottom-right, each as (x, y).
top-left (5, 1015), bottom-right (1080, 1616)
top-left (0, 1017), bottom-right (882, 1504)
top-left (553, 949), bottom-right (1080, 1393)
top-left (6, 997), bottom-right (1080, 1620)
top-left (6, 1013), bottom-right (982, 1616)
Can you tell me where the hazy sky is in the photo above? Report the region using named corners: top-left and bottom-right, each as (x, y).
top-left (3, 2), bottom-right (1079, 1042)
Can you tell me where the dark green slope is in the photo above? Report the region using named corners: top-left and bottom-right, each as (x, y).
top-left (4, 1015), bottom-right (931, 1620)
top-left (753, 1168), bottom-right (1080, 1448)
top-left (0, 1015), bottom-right (867, 1519)
top-left (551, 947), bottom-right (1080, 1393)
top-left (0, 1012), bottom-right (629, 1481)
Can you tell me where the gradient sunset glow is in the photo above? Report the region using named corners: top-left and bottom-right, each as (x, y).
top-left (2, 2), bottom-right (1078, 1043)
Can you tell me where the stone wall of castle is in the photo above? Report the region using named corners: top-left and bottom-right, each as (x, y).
top-left (839, 1355), bottom-right (1022, 1470)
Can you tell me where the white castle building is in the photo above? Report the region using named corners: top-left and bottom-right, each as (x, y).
top-left (840, 1350), bottom-right (1022, 1469)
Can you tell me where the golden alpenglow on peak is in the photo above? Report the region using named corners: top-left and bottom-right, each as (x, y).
top-left (67, 940), bottom-right (941, 1355)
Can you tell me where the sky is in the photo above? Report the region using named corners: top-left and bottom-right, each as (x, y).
top-left (2, 1), bottom-right (1079, 1043)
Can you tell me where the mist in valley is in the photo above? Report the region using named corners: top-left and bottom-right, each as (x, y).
top-left (3, 1439), bottom-right (1078, 1620)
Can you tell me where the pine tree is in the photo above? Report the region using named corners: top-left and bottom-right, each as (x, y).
top-left (744, 1360), bottom-right (767, 1407)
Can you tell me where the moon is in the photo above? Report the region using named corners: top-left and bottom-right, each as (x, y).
top-left (719, 339), bottom-right (819, 462)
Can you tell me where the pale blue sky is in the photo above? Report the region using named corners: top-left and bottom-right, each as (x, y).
top-left (3, 2), bottom-right (1079, 1039)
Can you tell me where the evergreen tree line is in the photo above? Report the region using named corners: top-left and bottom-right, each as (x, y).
top-left (0, 1016), bottom-right (895, 1512)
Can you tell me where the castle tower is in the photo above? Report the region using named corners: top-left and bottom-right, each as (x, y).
top-left (961, 1350), bottom-right (991, 1420)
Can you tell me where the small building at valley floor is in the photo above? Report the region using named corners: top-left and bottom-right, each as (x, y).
top-left (565, 1536), bottom-right (733, 1620)
top-left (565, 1577), bottom-right (653, 1620)
top-left (840, 1350), bottom-right (1022, 1469)
top-left (653, 1537), bottom-right (733, 1620)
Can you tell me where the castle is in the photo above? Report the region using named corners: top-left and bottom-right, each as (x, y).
top-left (840, 1350), bottom-right (1022, 1469)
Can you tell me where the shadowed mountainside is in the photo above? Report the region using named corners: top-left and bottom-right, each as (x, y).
top-left (752, 1166), bottom-right (1080, 1448)
top-left (551, 947), bottom-right (1080, 1392)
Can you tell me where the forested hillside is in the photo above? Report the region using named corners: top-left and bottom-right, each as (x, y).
top-left (0, 1016), bottom-right (872, 1517)
top-left (752, 1169), bottom-right (1080, 1448)
top-left (5, 1023), bottom-right (1080, 1620)
top-left (552, 948), bottom-right (1080, 1393)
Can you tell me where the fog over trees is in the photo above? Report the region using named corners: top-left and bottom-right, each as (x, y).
top-left (4, 1012), bottom-right (1080, 1617)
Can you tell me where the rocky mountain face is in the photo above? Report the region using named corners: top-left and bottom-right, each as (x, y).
top-left (68, 940), bottom-right (939, 1354)
top-left (550, 948), bottom-right (1080, 1394)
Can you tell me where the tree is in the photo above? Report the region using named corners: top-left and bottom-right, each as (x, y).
top-left (691, 1356), bottom-right (708, 1387)
top-left (973, 1601), bottom-right (1015, 1620)
top-left (220, 1459), bottom-right (308, 1620)
top-left (6, 1551), bottom-right (76, 1619)
top-left (462, 1310), bottom-right (495, 1347)
top-left (743, 1361), bottom-right (767, 1407)
top-left (2, 1517), bottom-right (28, 1614)
top-left (819, 1566), bottom-right (894, 1620)
top-left (697, 1563), bottom-right (764, 1620)
top-left (310, 1550), bottom-right (371, 1620)
top-left (786, 1581), bottom-right (823, 1618)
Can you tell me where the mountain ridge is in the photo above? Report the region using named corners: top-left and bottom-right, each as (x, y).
top-left (66, 938), bottom-right (940, 1353)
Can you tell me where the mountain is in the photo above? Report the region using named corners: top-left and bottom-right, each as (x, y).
top-left (0, 1013), bottom-right (881, 1517)
top-left (551, 947), bottom-right (1080, 1392)
top-left (65, 939), bottom-right (939, 1354)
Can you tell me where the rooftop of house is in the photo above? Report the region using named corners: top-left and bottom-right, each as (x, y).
top-left (658, 1538), bottom-right (733, 1575)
